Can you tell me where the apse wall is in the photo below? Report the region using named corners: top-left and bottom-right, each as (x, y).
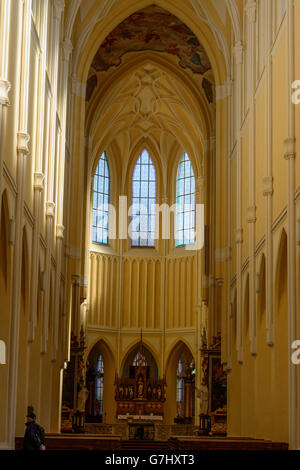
top-left (88, 253), bottom-right (197, 331)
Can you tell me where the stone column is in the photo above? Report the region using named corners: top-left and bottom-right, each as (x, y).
top-left (6, 0), bottom-right (31, 449)
top-left (233, 41), bottom-right (244, 364)
top-left (246, 0), bottom-right (257, 356)
top-left (264, 0), bottom-right (274, 347)
top-left (184, 379), bottom-right (192, 420)
top-left (42, 0), bottom-right (64, 354)
top-left (285, 0), bottom-right (297, 449)
top-left (0, 0), bottom-right (11, 222)
top-left (195, 175), bottom-right (204, 425)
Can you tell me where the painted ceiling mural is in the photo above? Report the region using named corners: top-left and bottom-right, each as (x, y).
top-left (87, 5), bottom-right (214, 103)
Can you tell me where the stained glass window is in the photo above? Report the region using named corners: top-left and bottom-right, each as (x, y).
top-left (176, 153), bottom-right (195, 246)
top-left (95, 355), bottom-right (104, 417)
top-left (131, 149), bottom-right (156, 247)
top-left (132, 352), bottom-right (148, 367)
top-left (92, 152), bottom-right (110, 245)
top-left (176, 359), bottom-right (184, 417)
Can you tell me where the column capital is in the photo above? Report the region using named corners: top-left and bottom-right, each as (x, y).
top-left (54, 0), bottom-right (65, 21)
top-left (263, 176), bottom-right (273, 196)
top-left (284, 137), bottom-right (296, 160)
top-left (233, 42), bottom-right (244, 65)
top-left (17, 132), bottom-right (30, 155)
top-left (72, 275), bottom-right (81, 286)
top-left (247, 205), bottom-right (257, 223)
top-left (61, 38), bottom-right (73, 62)
top-left (235, 228), bottom-right (243, 244)
top-left (46, 201), bottom-right (56, 218)
top-left (216, 79), bottom-right (233, 101)
top-left (245, 1), bottom-right (257, 24)
top-left (56, 224), bottom-right (65, 240)
top-left (197, 175), bottom-right (205, 189)
top-left (71, 74), bottom-right (86, 98)
top-left (34, 172), bottom-right (45, 191)
top-left (0, 79), bottom-right (11, 106)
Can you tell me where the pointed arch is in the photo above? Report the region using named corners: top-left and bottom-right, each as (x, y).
top-left (257, 254), bottom-right (266, 327)
top-left (165, 340), bottom-right (195, 425)
top-left (243, 274), bottom-right (249, 336)
top-left (92, 151), bottom-right (110, 245)
top-left (21, 227), bottom-right (30, 317)
top-left (0, 192), bottom-right (9, 289)
top-left (85, 338), bottom-right (116, 422)
top-left (275, 229), bottom-right (288, 313)
top-left (120, 340), bottom-right (160, 378)
top-left (131, 149), bottom-right (156, 247)
top-left (231, 288), bottom-right (237, 350)
top-left (175, 152), bottom-right (196, 246)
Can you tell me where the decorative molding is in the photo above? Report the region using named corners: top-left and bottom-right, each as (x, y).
top-left (235, 228), bottom-right (243, 244)
top-left (263, 176), bottom-right (273, 196)
top-left (61, 38), bottom-right (73, 62)
top-left (71, 74), bottom-right (86, 98)
top-left (255, 235), bottom-right (266, 257)
top-left (34, 172), bottom-right (45, 191)
top-left (245, 1), bottom-right (257, 24)
top-left (17, 132), bottom-right (30, 155)
top-left (31, 18), bottom-right (42, 55)
top-left (233, 41), bottom-right (243, 65)
top-left (247, 205), bottom-right (257, 223)
top-left (46, 201), bottom-right (56, 218)
top-left (216, 80), bottom-right (232, 101)
top-left (272, 206), bottom-right (287, 233)
top-left (24, 201), bottom-right (35, 228)
top-left (0, 79), bottom-right (11, 106)
top-left (3, 161), bottom-right (17, 195)
top-left (56, 224), bottom-right (65, 240)
top-left (54, 0), bottom-right (65, 21)
top-left (284, 137), bottom-right (296, 160)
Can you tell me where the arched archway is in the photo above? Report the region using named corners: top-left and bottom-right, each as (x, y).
top-left (122, 343), bottom-right (158, 380)
top-left (85, 339), bottom-right (116, 423)
top-left (273, 229), bottom-right (288, 442)
top-left (165, 341), bottom-right (195, 425)
top-left (0, 191), bottom-right (11, 443)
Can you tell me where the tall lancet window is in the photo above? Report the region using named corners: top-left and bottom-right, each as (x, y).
top-left (95, 355), bottom-right (104, 417)
top-left (176, 153), bottom-right (195, 246)
top-left (131, 149), bottom-right (156, 247)
top-left (176, 359), bottom-right (184, 417)
top-left (92, 152), bottom-right (110, 245)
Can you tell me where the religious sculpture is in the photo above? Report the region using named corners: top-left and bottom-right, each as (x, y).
top-left (137, 376), bottom-right (144, 398)
top-left (77, 386), bottom-right (89, 412)
top-left (199, 378), bottom-right (209, 415)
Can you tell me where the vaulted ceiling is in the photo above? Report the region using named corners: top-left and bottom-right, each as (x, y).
top-left (63, 0), bottom-right (242, 172)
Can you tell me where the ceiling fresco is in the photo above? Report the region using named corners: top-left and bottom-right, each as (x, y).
top-left (87, 5), bottom-right (214, 104)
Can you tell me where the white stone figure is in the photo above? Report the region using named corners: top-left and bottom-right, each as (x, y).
top-left (199, 382), bottom-right (209, 415)
top-left (77, 386), bottom-right (89, 412)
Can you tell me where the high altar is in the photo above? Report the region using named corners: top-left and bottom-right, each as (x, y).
top-left (115, 341), bottom-right (166, 425)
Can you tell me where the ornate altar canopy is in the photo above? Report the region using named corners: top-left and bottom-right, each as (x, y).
top-left (115, 335), bottom-right (166, 420)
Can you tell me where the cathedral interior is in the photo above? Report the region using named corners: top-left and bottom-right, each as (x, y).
top-left (0, 0), bottom-right (300, 451)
